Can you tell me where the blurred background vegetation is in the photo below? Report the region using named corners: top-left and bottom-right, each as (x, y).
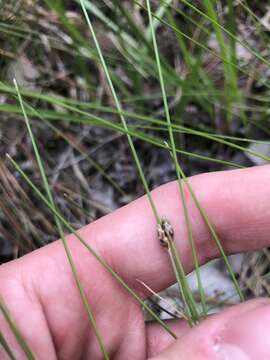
top-left (0, 0), bottom-right (270, 301)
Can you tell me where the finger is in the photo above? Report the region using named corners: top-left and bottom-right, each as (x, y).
top-left (6, 165), bottom-right (270, 295)
top-left (148, 298), bottom-right (270, 359)
top-left (145, 297), bottom-right (267, 357)
top-left (66, 164), bottom-right (270, 293)
top-left (146, 319), bottom-right (189, 357)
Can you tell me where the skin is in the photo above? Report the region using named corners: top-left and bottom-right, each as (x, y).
top-left (1, 165), bottom-right (270, 359)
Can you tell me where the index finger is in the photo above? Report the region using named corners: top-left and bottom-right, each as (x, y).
top-left (66, 164), bottom-right (270, 293)
top-left (5, 165), bottom-right (269, 297)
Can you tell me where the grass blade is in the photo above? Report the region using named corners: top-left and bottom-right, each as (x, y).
top-left (146, 0), bottom-right (206, 322)
top-left (79, 0), bottom-right (160, 223)
top-left (13, 79), bottom-right (110, 360)
top-left (166, 149), bottom-right (245, 302)
top-left (179, 0), bottom-right (270, 67)
top-left (0, 298), bottom-right (35, 360)
top-left (0, 331), bottom-right (17, 360)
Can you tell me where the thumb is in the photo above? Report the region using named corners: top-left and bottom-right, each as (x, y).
top-left (149, 298), bottom-right (270, 360)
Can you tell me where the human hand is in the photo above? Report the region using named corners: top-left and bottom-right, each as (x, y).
top-left (1, 165), bottom-right (270, 359)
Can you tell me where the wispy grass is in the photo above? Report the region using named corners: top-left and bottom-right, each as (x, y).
top-left (80, 0), bottom-right (161, 223)
top-left (202, 0), bottom-right (240, 124)
top-left (2, 86), bottom-right (269, 169)
top-left (5, 79), bottom-right (179, 351)
top-left (1, 81), bottom-right (269, 165)
top-left (14, 79), bottom-right (110, 359)
top-left (178, 0), bottom-right (270, 67)
top-left (146, 0), bottom-right (245, 320)
top-left (146, 0), bottom-right (205, 324)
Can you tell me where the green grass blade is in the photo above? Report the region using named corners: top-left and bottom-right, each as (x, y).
top-left (179, 0), bottom-right (270, 67)
top-left (135, 1), bottom-right (270, 92)
top-left (0, 299), bottom-right (35, 360)
top-left (202, 0), bottom-right (240, 123)
top-left (175, 158), bottom-right (245, 302)
top-left (79, 0), bottom-right (160, 223)
top-left (0, 100), bottom-right (245, 169)
top-left (146, 0), bottom-right (206, 320)
top-left (168, 242), bottom-right (199, 324)
top-left (2, 81), bottom-right (268, 165)
top-left (14, 80), bottom-right (110, 360)
top-left (0, 331), bottom-right (17, 360)
top-left (145, 0), bottom-right (173, 40)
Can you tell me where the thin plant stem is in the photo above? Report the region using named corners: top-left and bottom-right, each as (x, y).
top-left (14, 79), bottom-right (110, 360)
top-left (1, 80), bottom-right (269, 164)
top-left (178, 165), bottom-right (244, 302)
top-left (6, 154), bottom-right (177, 339)
top-left (79, 0), bottom-right (160, 223)
top-left (165, 145), bottom-right (245, 302)
top-left (146, 0), bottom-right (207, 321)
top-left (0, 298), bottom-right (36, 360)
top-left (178, 0), bottom-right (270, 67)
top-left (0, 330), bottom-right (17, 360)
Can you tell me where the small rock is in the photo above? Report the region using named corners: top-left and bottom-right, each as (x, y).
top-left (6, 56), bottom-right (39, 89)
top-left (245, 142), bottom-right (270, 165)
